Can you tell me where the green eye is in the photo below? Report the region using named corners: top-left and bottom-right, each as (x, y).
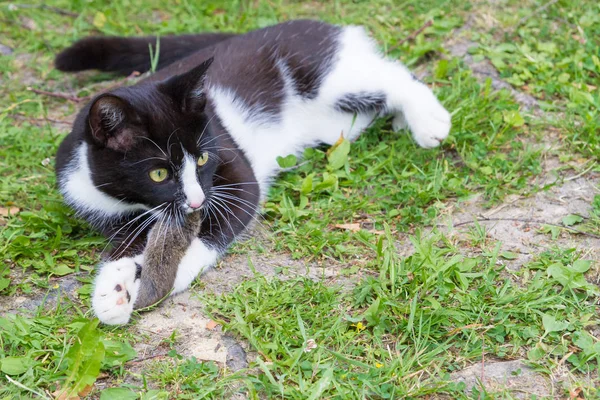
top-left (197, 152), bottom-right (209, 167)
top-left (149, 168), bottom-right (168, 182)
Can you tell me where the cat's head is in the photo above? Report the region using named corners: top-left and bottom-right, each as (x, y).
top-left (82, 58), bottom-right (218, 219)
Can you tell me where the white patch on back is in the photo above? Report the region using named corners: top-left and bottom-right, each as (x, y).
top-left (208, 46), bottom-right (375, 195)
top-left (172, 238), bottom-right (218, 292)
top-left (181, 152), bottom-right (205, 208)
top-left (61, 142), bottom-right (147, 221)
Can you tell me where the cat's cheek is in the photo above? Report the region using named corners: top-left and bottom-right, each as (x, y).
top-left (92, 256), bottom-right (142, 325)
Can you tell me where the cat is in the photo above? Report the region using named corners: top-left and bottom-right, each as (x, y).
top-left (55, 19), bottom-right (451, 325)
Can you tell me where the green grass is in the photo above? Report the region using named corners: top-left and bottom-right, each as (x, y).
top-left (468, 0), bottom-right (600, 159)
top-left (1, 0), bottom-right (599, 398)
top-left (473, 0), bottom-right (599, 112)
top-left (201, 231), bottom-right (599, 398)
top-left (0, 119), bottom-right (101, 296)
top-left (0, 301), bottom-right (137, 399)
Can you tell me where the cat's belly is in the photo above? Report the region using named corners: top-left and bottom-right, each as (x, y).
top-left (209, 86), bottom-right (375, 195)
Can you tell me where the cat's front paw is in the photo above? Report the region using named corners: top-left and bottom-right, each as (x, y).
top-left (403, 83), bottom-right (451, 148)
top-left (92, 256), bottom-right (142, 325)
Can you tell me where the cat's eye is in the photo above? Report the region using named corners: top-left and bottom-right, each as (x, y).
top-left (149, 168), bottom-right (168, 182)
top-left (197, 152), bottom-right (209, 167)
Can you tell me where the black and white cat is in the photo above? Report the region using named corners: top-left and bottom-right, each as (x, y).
top-left (55, 20), bottom-right (451, 324)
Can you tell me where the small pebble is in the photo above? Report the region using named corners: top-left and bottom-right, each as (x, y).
top-left (0, 44), bottom-right (13, 56)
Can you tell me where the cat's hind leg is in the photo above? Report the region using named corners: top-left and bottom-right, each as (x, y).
top-left (323, 26), bottom-right (451, 148)
top-left (391, 79), bottom-right (451, 148)
top-left (391, 112), bottom-right (408, 131)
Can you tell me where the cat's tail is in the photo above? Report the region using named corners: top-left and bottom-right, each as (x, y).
top-left (55, 33), bottom-right (235, 76)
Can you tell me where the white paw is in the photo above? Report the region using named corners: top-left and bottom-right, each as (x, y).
top-left (403, 83), bottom-right (451, 148)
top-left (392, 113), bottom-right (408, 131)
top-left (92, 256), bottom-right (142, 325)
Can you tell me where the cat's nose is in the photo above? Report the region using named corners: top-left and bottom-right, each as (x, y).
top-left (188, 201), bottom-right (203, 209)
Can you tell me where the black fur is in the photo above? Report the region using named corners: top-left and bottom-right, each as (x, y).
top-left (145, 20), bottom-right (340, 117)
top-left (335, 92), bottom-right (387, 114)
top-left (54, 33), bottom-right (235, 75)
top-left (55, 57), bottom-right (259, 257)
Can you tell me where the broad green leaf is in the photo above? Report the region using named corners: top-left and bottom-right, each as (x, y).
top-left (53, 264), bottom-right (74, 276)
top-left (140, 390), bottom-right (169, 400)
top-left (0, 277), bottom-right (10, 292)
top-left (102, 339), bottom-right (137, 368)
top-left (364, 297), bottom-right (384, 327)
top-left (314, 172), bottom-right (337, 192)
top-left (503, 110), bottom-right (525, 127)
top-left (0, 356), bottom-right (30, 375)
top-left (307, 367), bottom-right (333, 400)
top-left (327, 138), bottom-right (350, 170)
top-left (548, 262), bottom-right (595, 291)
top-left (480, 166), bottom-right (493, 175)
top-left (592, 55), bottom-right (600, 71)
top-left (558, 73), bottom-right (570, 83)
top-left (494, 43), bottom-right (517, 52)
top-left (547, 262), bottom-right (572, 287)
top-left (490, 57), bottom-right (507, 70)
top-left (540, 224), bottom-right (560, 240)
top-left (537, 42), bottom-right (557, 54)
top-left (542, 314), bottom-right (569, 334)
top-left (527, 345), bottom-right (546, 362)
top-left (299, 195), bottom-right (308, 210)
top-left (571, 259), bottom-right (591, 273)
top-left (500, 251), bottom-right (518, 260)
top-left (9, 235), bottom-right (30, 247)
top-left (573, 331), bottom-right (595, 354)
top-left (562, 214), bottom-right (583, 226)
top-left (276, 154), bottom-right (297, 169)
top-left (301, 174), bottom-right (313, 195)
top-left (435, 59), bottom-right (449, 79)
top-left (100, 388), bottom-right (138, 400)
top-left (59, 319), bottom-right (106, 398)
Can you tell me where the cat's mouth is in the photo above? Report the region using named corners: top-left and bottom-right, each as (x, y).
top-left (182, 205), bottom-right (203, 214)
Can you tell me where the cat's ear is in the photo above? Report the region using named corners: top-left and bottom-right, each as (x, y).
top-left (88, 94), bottom-right (143, 152)
top-left (160, 57), bottom-right (214, 114)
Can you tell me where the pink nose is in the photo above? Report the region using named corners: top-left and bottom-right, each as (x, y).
top-left (189, 202), bottom-right (203, 209)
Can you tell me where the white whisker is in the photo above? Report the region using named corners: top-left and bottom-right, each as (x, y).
top-left (210, 193), bottom-right (264, 229)
top-left (138, 136), bottom-right (167, 158)
top-left (103, 203), bottom-right (166, 253)
top-left (197, 114), bottom-right (219, 147)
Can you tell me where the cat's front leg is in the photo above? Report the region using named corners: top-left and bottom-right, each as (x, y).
top-left (172, 238), bottom-right (219, 293)
top-left (92, 238), bottom-right (219, 325)
top-left (132, 238), bottom-right (219, 310)
top-left (92, 255), bottom-right (142, 325)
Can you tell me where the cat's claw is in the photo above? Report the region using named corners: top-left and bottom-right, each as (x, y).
top-left (402, 82), bottom-right (451, 149)
top-left (92, 256), bottom-right (142, 325)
